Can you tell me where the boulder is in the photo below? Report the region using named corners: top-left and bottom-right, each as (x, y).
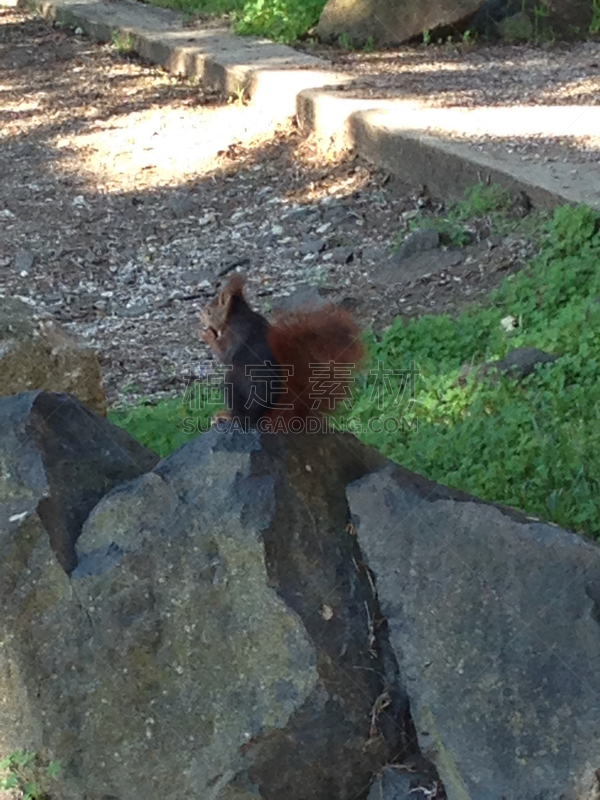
top-left (0, 391), bottom-right (159, 573)
top-left (0, 297), bottom-right (107, 416)
top-left (317, 0), bottom-right (487, 46)
top-left (349, 462), bottom-right (600, 800)
top-left (0, 428), bottom-right (442, 799)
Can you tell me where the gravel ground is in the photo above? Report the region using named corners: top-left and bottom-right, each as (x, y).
top-left (1, 8), bottom-right (540, 409)
top-left (314, 38), bottom-right (600, 171)
top-left (316, 39), bottom-right (600, 107)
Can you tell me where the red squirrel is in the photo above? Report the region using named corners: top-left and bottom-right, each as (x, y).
top-left (199, 274), bottom-right (365, 430)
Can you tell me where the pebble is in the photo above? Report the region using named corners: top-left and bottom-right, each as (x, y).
top-left (15, 250), bottom-right (34, 273)
top-left (299, 238), bottom-right (327, 256)
top-left (394, 228), bottom-right (440, 261)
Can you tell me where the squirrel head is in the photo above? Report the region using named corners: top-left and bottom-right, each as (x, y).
top-left (199, 273), bottom-right (246, 333)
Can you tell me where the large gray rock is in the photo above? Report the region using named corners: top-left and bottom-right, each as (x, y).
top-left (349, 463), bottom-right (600, 800)
top-left (0, 391), bottom-right (159, 573)
top-left (317, 0), bottom-right (487, 46)
top-left (0, 429), bottom-right (439, 799)
top-left (0, 297), bottom-right (107, 416)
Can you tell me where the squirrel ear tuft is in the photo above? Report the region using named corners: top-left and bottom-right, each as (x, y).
top-left (226, 273), bottom-right (246, 297)
top-left (217, 272), bottom-right (246, 312)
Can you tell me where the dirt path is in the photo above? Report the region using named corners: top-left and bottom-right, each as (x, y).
top-left (317, 40), bottom-right (600, 108)
top-left (1, 8), bottom-right (538, 408)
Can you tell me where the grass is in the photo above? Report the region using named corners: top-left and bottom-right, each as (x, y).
top-left (142, 0), bottom-right (600, 44)
top-left (111, 30), bottom-right (136, 54)
top-left (110, 197), bottom-right (600, 539)
top-left (109, 386), bottom-right (216, 458)
top-left (347, 201), bottom-right (600, 537)
top-left (396, 183), bottom-right (545, 249)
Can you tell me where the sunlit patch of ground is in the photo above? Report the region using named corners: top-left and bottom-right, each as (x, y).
top-left (0, 8), bottom-right (287, 193)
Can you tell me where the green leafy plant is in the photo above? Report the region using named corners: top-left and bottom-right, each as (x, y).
top-left (363, 35), bottom-right (375, 52)
top-left (532, 0), bottom-right (554, 42)
top-left (337, 31), bottom-right (354, 50)
top-left (0, 750), bottom-right (61, 800)
top-left (397, 183), bottom-right (516, 250)
top-left (111, 30), bottom-right (135, 54)
top-left (145, 0), bottom-right (326, 43)
top-left (234, 0), bottom-right (326, 43)
top-left (422, 28), bottom-right (431, 45)
top-left (423, 216), bottom-right (472, 247)
top-left (590, 0), bottom-right (600, 35)
top-left (345, 202), bottom-right (600, 538)
top-left (401, 183), bottom-right (538, 249)
top-left (109, 387), bottom-right (220, 457)
top-left (456, 182), bottom-right (512, 218)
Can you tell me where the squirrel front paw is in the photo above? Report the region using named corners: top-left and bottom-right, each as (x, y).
top-left (212, 410), bottom-right (232, 426)
top-left (200, 328), bottom-right (216, 346)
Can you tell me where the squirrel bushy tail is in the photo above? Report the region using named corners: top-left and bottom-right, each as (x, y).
top-left (267, 305), bottom-right (366, 423)
top-left (200, 274), bottom-right (365, 428)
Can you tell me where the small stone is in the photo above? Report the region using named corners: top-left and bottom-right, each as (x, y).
top-left (284, 206), bottom-right (318, 222)
top-left (181, 269), bottom-right (215, 286)
top-left (361, 245), bottom-right (387, 265)
top-left (116, 302), bottom-right (151, 318)
top-left (373, 250), bottom-right (463, 287)
top-left (168, 193), bottom-right (194, 217)
top-left (458, 348), bottom-right (557, 387)
top-left (394, 228), bottom-right (440, 261)
top-left (271, 284), bottom-right (328, 313)
top-left (197, 212), bottom-right (216, 227)
top-left (15, 250), bottom-right (35, 273)
top-left (299, 238), bottom-right (327, 256)
top-left (74, 26), bottom-right (84, 35)
top-left (491, 347), bottom-right (557, 379)
top-left (322, 204), bottom-right (347, 224)
top-left (271, 225), bottom-right (284, 236)
top-left (501, 315), bottom-right (518, 333)
top-left (509, 190), bottom-right (533, 219)
top-left (330, 246), bottom-right (354, 265)
top-left (119, 262), bottom-right (137, 284)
